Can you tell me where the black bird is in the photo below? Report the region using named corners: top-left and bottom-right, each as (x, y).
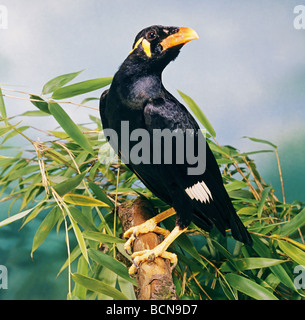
top-left (100, 25), bottom-right (252, 273)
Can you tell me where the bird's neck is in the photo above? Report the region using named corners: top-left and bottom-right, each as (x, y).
top-left (120, 55), bottom-right (165, 79)
top-left (113, 57), bottom-right (164, 109)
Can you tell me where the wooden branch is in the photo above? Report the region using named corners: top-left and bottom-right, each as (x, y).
top-left (117, 198), bottom-right (178, 300)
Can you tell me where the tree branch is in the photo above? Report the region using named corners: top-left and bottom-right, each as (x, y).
top-left (117, 198), bottom-right (178, 300)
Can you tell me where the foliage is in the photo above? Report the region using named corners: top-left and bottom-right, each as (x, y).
top-left (0, 71), bottom-right (305, 300)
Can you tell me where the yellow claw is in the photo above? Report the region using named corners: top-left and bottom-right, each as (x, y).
top-left (123, 220), bottom-right (170, 254)
top-left (127, 226), bottom-right (186, 275)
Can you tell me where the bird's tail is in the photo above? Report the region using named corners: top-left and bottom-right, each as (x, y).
top-left (229, 211), bottom-right (253, 246)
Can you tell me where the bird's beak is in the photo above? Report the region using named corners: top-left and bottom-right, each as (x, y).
top-left (160, 27), bottom-right (199, 51)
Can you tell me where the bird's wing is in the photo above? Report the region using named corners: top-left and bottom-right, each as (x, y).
top-left (99, 89), bottom-right (109, 129)
top-left (143, 93), bottom-right (252, 245)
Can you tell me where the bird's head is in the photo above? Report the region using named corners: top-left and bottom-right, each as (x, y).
top-left (128, 25), bottom-right (199, 72)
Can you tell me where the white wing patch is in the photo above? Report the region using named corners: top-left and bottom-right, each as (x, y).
top-left (185, 181), bottom-right (213, 203)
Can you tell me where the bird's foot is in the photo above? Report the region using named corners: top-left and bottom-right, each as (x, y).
top-left (128, 245), bottom-right (178, 275)
top-left (123, 219), bottom-right (170, 254)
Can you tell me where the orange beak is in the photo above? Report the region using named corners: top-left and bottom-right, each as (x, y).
top-left (160, 27), bottom-right (199, 51)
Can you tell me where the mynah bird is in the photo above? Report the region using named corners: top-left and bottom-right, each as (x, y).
top-left (99, 25), bottom-right (252, 274)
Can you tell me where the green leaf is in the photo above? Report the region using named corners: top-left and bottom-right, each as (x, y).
top-left (279, 207), bottom-right (305, 236)
top-left (0, 204), bottom-right (40, 227)
top-left (225, 273), bottom-right (278, 300)
top-left (63, 194), bottom-right (109, 207)
top-left (177, 90), bottom-right (216, 137)
top-left (30, 95), bottom-right (51, 114)
top-left (52, 77), bottom-right (112, 100)
top-left (31, 207), bottom-right (61, 257)
top-left (68, 213), bottom-right (88, 263)
top-left (83, 231), bottom-right (124, 244)
top-left (0, 88), bottom-right (7, 123)
top-left (243, 136), bottom-right (277, 149)
top-left (57, 245), bottom-right (81, 277)
top-left (73, 256), bottom-right (88, 300)
top-left (252, 234), bottom-right (295, 291)
top-left (224, 180), bottom-right (248, 193)
top-left (2, 125), bottom-right (29, 144)
top-left (88, 181), bottom-right (114, 208)
top-left (221, 258), bottom-right (286, 272)
top-left (19, 110), bottom-right (51, 117)
top-left (53, 172), bottom-right (86, 197)
top-left (42, 70), bottom-right (84, 95)
top-left (48, 102), bottom-right (94, 155)
top-left (278, 240), bottom-right (305, 266)
top-left (237, 206), bottom-right (257, 215)
top-left (257, 186), bottom-right (272, 218)
top-left (117, 277), bottom-right (136, 300)
top-left (88, 248), bottom-right (137, 286)
top-left (68, 206), bottom-right (99, 232)
top-left (0, 125), bottom-right (13, 137)
top-left (72, 273), bottom-right (129, 300)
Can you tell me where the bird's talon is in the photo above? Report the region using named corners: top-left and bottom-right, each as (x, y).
top-left (133, 229), bottom-right (138, 239)
top-left (133, 259), bottom-right (139, 269)
top-left (125, 247), bottom-right (132, 256)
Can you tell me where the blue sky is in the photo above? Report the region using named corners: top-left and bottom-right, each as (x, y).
top-left (1, 0), bottom-right (305, 201)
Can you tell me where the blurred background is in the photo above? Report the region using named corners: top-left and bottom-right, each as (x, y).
top-left (0, 0), bottom-right (304, 299)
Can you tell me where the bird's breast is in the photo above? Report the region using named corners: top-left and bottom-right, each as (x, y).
top-left (118, 75), bottom-right (162, 110)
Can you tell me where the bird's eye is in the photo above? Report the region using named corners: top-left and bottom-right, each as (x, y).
top-left (146, 30), bottom-right (157, 40)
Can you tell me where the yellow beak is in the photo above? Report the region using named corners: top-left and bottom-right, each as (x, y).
top-left (160, 27), bottom-right (199, 51)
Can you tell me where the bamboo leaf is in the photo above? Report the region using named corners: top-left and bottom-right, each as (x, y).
top-left (69, 214), bottom-right (88, 263)
top-left (279, 207), bottom-right (305, 236)
top-left (54, 172), bottom-right (86, 197)
top-left (224, 180), bottom-right (248, 193)
top-left (48, 102), bottom-right (94, 155)
top-left (117, 277), bottom-right (136, 300)
top-left (19, 110), bottom-right (51, 117)
top-left (221, 257), bottom-right (286, 272)
top-left (88, 181), bottom-right (114, 208)
top-left (72, 273), bottom-right (128, 300)
top-left (278, 240), bottom-right (305, 266)
top-left (252, 234), bottom-right (296, 291)
top-left (0, 204), bottom-right (40, 227)
top-left (88, 248), bottom-right (137, 286)
top-left (225, 273), bottom-right (278, 300)
top-left (0, 88), bottom-right (7, 123)
top-left (52, 77), bottom-right (112, 100)
top-left (177, 90), bottom-right (216, 137)
top-left (63, 194), bottom-right (109, 207)
top-left (31, 207), bottom-right (61, 257)
top-left (257, 186), bottom-right (272, 218)
top-left (30, 95), bottom-right (51, 114)
top-left (42, 70), bottom-right (84, 95)
top-left (57, 245), bottom-right (81, 277)
top-left (83, 230), bottom-right (125, 244)
top-left (243, 136), bottom-right (277, 149)
top-left (68, 206), bottom-right (99, 232)
top-left (72, 256), bottom-right (88, 300)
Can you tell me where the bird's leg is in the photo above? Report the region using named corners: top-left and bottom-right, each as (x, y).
top-left (128, 226), bottom-right (187, 275)
top-left (123, 208), bottom-right (176, 253)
